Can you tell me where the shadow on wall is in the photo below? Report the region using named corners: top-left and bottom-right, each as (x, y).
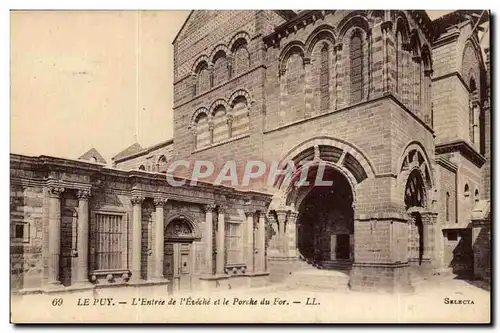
top-left (449, 229), bottom-right (473, 278)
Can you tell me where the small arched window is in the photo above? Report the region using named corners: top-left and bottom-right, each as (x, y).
top-left (464, 184), bottom-right (470, 198)
top-left (469, 77), bottom-right (479, 145)
top-left (445, 192), bottom-right (450, 221)
top-left (350, 30), bottom-right (363, 103)
top-left (139, 165), bottom-right (146, 171)
top-left (475, 189), bottom-right (479, 202)
top-left (90, 156), bottom-right (98, 163)
top-left (158, 155), bottom-right (168, 174)
top-left (320, 43), bottom-right (330, 111)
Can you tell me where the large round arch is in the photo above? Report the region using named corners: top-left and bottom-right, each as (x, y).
top-left (269, 137), bottom-right (373, 268)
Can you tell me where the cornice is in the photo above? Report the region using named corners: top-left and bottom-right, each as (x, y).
top-left (435, 140), bottom-right (486, 168)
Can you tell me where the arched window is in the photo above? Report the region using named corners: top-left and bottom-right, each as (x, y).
top-left (396, 31), bottom-right (404, 97)
top-left (211, 105), bottom-right (228, 144)
top-left (286, 52), bottom-right (305, 119)
top-left (232, 38), bottom-right (250, 76)
top-left (139, 165), bottom-right (146, 171)
top-left (464, 183), bottom-right (470, 198)
top-left (320, 44), bottom-right (330, 111)
top-left (158, 155), bottom-right (168, 174)
top-left (230, 95), bottom-right (250, 138)
top-left (445, 192), bottom-right (450, 221)
top-left (469, 77), bottom-right (479, 145)
top-left (350, 30), bottom-right (363, 103)
top-left (90, 156), bottom-right (98, 163)
top-left (475, 189), bottom-right (479, 202)
top-left (196, 62), bottom-right (210, 95)
top-left (194, 113), bottom-right (210, 149)
top-left (212, 50), bottom-right (228, 87)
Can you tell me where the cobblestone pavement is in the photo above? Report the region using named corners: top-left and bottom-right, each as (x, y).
top-left (11, 274), bottom-right (490, 323)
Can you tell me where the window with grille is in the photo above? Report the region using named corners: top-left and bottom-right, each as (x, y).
top-left (10, 220), bottom-right (29, 243)
top-left (225, 222), bottom-right (243, 265)
top-left (95, 213), bottom-right (125, 270)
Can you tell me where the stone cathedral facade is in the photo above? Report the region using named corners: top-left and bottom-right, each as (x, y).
top-left (11, 10), bottom-right (490, 295)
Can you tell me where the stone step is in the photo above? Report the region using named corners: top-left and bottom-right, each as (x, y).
top-left (286, 268), bottom-right (350, 291)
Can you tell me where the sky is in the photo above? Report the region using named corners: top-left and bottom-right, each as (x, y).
top-left (10, 10), bottom-right (490, 164)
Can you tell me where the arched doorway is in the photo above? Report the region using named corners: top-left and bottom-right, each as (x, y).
top-left (405, 169), bottom-right (426, 265)
top-left (164, 217), bottom-right (196, 293)
top-left (286, 162), bottom-right (355, 268)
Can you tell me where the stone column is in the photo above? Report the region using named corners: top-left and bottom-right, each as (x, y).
top-left (407, 214), bottom-right (416, 263)
top-left (421, 212), bottom-right (438, 267)
top-left (47, 186), bottom-right (64, 288)
top-left (153, 198), bottom-right (168, 280)
top-left (287, 211), bottom-right (298, 258)
top-left (275, 210), bottom-right (288, 256)
top-left (256, 212), bottom-right (266, 272)
top-left (204, 204), bottom-right (216, 275)
top-left (76, 189), bottom-right (91, 285)
top-left (216, 205), bottom-right (226, 275)
top-left (303, 57), bottom-right (312, 118)
top-left (381, 21), bottom-right (392, 94)
top-left (334, 43), bottom-right (343, 109)
top-left (130, 196), bottom-right (145, 282)
top-left (244, 210), bottom-right (255, 273)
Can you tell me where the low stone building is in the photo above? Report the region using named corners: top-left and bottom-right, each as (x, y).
top-left (11, 10), bottom-right (491, 295)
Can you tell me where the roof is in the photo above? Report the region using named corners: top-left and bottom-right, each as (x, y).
top-left (172, 10), bottom-right (297, 45)
top-left (112, 139), bottom-right (174, 163)
top-left (111, 142), bottom-right (143, 161)
top-left (78, 148), bottom-right (107, 164)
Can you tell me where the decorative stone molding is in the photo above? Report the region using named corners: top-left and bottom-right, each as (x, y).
top-left (77, 189), bottom-right (91, 200)
top-left (218, 205), bottom-right (227, 214)
top-left (334, 42), bottom-right (343, 52)
top-left (47, 186), bottom-right (65, 198)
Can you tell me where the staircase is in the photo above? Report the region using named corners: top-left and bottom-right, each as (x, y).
top-left (285, 256), bottom-right (351, 291)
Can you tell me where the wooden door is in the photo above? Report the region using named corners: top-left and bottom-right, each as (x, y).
top-left (178, 243), bottom-right (192, 291)
top-left (164, 242), bottom-right (192, 293)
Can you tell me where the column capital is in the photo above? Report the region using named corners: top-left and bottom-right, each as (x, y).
top-left (204, 203), bottom-right (217, 212)
top-left (48, 186), bottom-right (65, 198)
top-left (154, 197), bottom-right (168, 207)
top-left (77, 189), bottom-right (91, 200)
top-left (218, 205), bottom-right (227, 214)
top-left (303, 57), bottom-right (311, 65)
top-left (288, 211), bottom-right (298, 223)
top-left (424, 69), bottom-right (434, 77)
top-left (334, 42), bottom-right (343, 52)
top-left (131, 196), bottom-right (145, 205)
top-left (244, 209), bottom-right (256, 217)
top-left (275, 210), bottom-right (288, 223)
top-left (420, 211), bottom-right (438, 225)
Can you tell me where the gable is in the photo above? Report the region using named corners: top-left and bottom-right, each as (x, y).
top-left (79, 148), bottom-right (107, 164)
